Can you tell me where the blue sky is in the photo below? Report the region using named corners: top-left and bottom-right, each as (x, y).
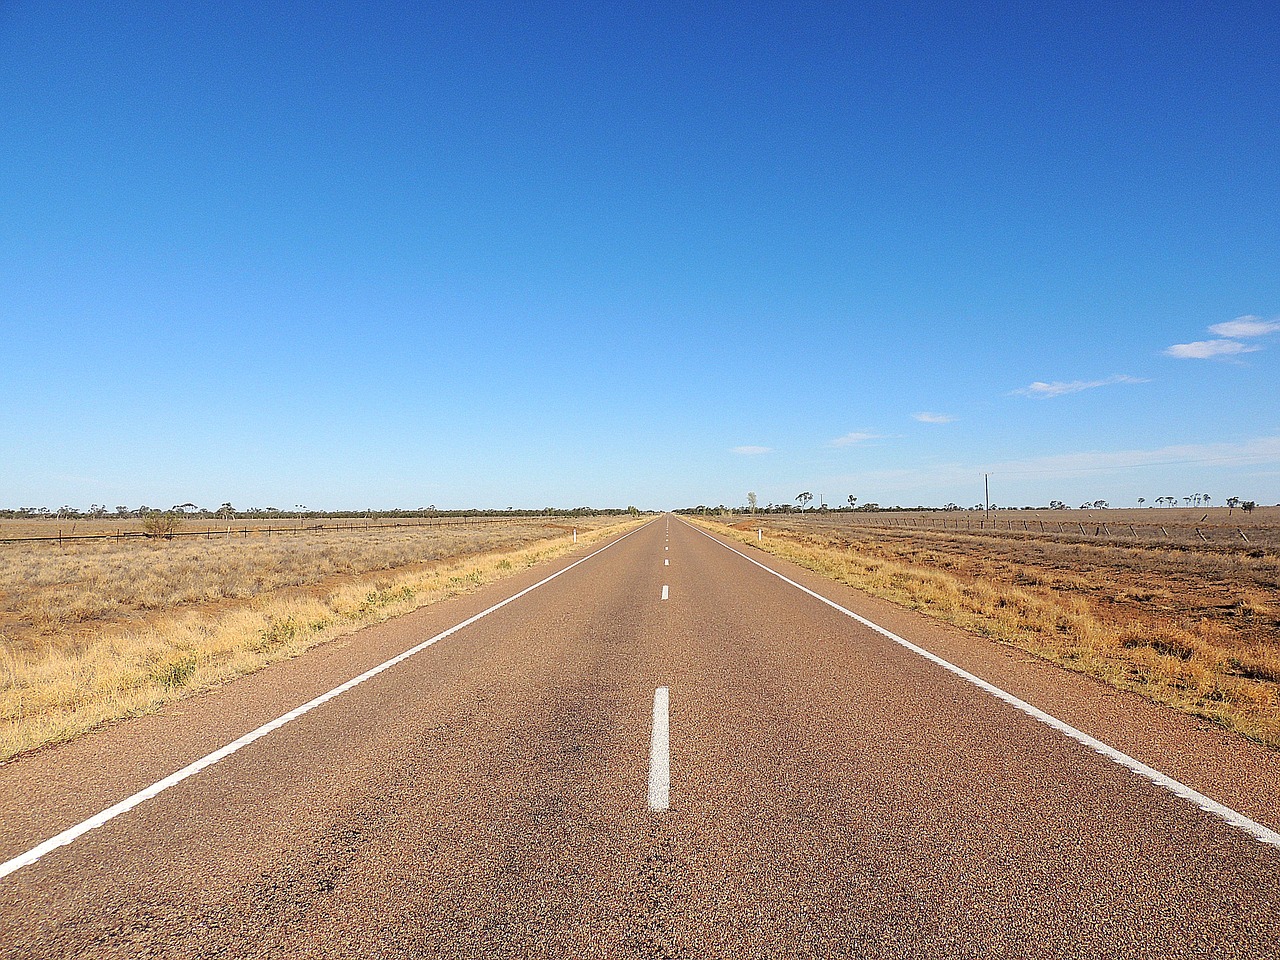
top-left (3, 1), bottom-right (1278, 510)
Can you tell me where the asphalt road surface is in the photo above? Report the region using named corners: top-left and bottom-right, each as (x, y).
top-left (2, 516), bottom-right (1278, 958)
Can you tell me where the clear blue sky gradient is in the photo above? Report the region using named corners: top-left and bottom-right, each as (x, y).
top-left (3, 2), bottom-right (1278, 510)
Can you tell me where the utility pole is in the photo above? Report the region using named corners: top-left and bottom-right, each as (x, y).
top-left (984, 474), bottom-right (990, 521)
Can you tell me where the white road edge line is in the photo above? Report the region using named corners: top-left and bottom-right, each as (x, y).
top-left (648, 686), bottom-right (670, 811)
top-left (665, 559), bottom-right (669, 566)
top-left (682, 519), bottom-right (1280, 850)
top-left (661, 584), bottom-right (669, 600)
top-left (0, 518), bottom-right (659, 882)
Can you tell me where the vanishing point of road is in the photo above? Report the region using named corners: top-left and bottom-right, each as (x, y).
top-left (2, 516), bottom-right (1278, 958)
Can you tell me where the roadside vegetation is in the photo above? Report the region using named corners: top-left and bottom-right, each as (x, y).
top-left (0, 516), bottom-right (643, 761)
top-left (691, 512), bottom-right (1280, 749)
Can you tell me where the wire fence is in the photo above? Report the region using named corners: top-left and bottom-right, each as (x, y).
top-left (0, 514), bottom-right (576, 546)
top-left (717, 513), bottom-right (1279, 551)
top-left (839, 514), bottom-right (1265, 544)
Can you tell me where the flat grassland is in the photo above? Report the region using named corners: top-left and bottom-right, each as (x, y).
top-left (696, 508), bottom-right (1280, 748)
top-left (0, 516), bottom-right (641, 761)
top-left (0, 516), bottom-right (499, 541)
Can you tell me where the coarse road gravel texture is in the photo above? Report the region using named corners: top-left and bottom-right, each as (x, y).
top-left (1, 515), bottom-right (1277, 958)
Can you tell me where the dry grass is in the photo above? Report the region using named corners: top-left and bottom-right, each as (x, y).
top-left (0, 517), bottom-right (643, 761)
top-left (695, 514), bottom-right (1280, 748)
top-left (0, 515), bottom-right (555, 541)
top-left (810, 506), bottom-right (1280, 551)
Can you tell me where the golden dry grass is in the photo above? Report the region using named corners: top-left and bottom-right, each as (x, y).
top-left (0, 517), bottom-right (643, 760)
top-left (695, 514), bottom-right (1280, 748)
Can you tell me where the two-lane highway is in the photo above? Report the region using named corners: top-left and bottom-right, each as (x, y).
top-left (2, 515), bottom-right (1277, 958)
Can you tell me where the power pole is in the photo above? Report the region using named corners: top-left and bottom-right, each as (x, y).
top-left (984, 474), bottom-right (990, 520)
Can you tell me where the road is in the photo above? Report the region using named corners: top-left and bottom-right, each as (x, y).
top-left (2, 515), bottom-right (1278, 958)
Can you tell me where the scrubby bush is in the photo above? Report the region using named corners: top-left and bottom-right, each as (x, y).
top-left (141, 511), bottom-right (184, 539)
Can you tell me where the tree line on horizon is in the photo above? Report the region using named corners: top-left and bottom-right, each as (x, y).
top-left (676, 492), bottom-right (1263, 515)
top-left (0, 504), bottom-right (644, 521)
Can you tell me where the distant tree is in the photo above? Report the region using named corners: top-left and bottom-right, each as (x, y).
top-left (115, 505), bottom-right (129, 516)
top-left (1049, 500), bottom-right (1066, 510)
top-left (796, 491), bottom-right (813, 510)
top-left (747, 492), bottom-right (758, 513)
top-left (1242, 501), bottom-right (1257, 514)
top-left (215, 502), bottom-right (236, 519)
top-left (1183, 496), bottom-right (1193, 507)
top-left (1203, 493), bottom-right (1211, 506)
top-left (1226, 497), bottom-right (1240, 514)
top-left (847, 495), bottom-right (857, 509)
top-left (1137, 497), bottom-right (1145, 506)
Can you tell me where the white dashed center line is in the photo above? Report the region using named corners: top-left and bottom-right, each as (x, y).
top-left (648, 686), bottom-right (670, 812)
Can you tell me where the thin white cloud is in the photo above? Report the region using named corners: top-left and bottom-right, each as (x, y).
top-left (1164, 339), bottom-right (1261, 359)
top-left (732, 445), bottom-right (771, 455)
top-left (913, 412), bottom-right (956, 424)
top-left (1013, 375), bottom-right (1148, 398)
top-left (823, 435), bottom-right (1280, 493)
top-left (981, 436), bottom-right (1280, 478)
top-left (1165, 313), bottom-right (1278, 359)
top-left (830, 431), bottom-right (879, 447)
top-left (1207, 315), bottom-right (1280, 338)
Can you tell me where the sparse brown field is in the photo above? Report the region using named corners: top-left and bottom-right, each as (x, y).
top-left (0, 515), bottom-right (531, 542)
top-left (0, 516), bottom-right (643, 761)
top-left (695, 509), bottom-right (1280, 748)
top-left (825, 506), bottom-right (1280, 551)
